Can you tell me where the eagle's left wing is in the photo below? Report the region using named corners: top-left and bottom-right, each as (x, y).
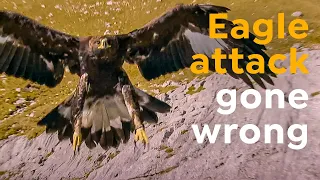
top-left (120, 4), bottom-right (275, 88)
top-left (0, 11), bottom-right (80, 87)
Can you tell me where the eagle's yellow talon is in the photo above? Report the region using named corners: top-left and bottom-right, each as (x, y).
top-left (72, 132), bottom-right (82, 151)
top-left (134, 128), bottom-right (149, 144)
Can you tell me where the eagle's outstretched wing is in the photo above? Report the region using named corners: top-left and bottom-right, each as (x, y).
top-left (0, 11), bottom-right (80, 87)
top-left (121, 4), bottom-right (276, 88)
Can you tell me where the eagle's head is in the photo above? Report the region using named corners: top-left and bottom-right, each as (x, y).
top-left (88, 36), bottom-right (121, 65)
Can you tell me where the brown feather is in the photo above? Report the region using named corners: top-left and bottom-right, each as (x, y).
top-left (120, 4), bottom-right (275, 88)
top-left (0, 10), bottom-right (80, 87)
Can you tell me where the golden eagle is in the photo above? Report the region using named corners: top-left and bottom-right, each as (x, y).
top-left (0, 4), bottom-right (275, 152)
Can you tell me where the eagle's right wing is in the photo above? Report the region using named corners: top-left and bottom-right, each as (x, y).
top-left (120, 4), bottom-right (276, 89)
top-left (0, 10), bottom-right (81, 87)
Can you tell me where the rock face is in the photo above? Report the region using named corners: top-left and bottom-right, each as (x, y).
top-left (1, 50), bottom-right (320, 180)
top-left (291, 11), bottom-right (304, 17)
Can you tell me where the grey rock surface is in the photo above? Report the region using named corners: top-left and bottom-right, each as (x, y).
top-left (291, 11), bottom-right (304, 17)
top-left (1, 50), bottom-right (320, 180)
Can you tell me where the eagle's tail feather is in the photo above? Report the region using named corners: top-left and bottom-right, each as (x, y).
top-left (134, 87), bottom-right (171, 113)
top-left (81, 98), bottom-right (132, 150)
top-left (38, 89), bottom-right (171, 150)
top-left (86, 120), bottom-right (131, 150)
top-left (141, 107), bottom-right (159, 123)
top-left (37, 95), bottom-right (73, 141)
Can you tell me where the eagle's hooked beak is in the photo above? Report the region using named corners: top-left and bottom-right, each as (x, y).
top-left (98, 38), bottom-right (112, 49)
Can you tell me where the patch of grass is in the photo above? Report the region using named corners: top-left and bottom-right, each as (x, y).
top-left (158, 86), bottom-right (178, 94)
top-left (159, 144), bottom-right (168, 151)
top-left (180, 130), bottom-right (188, 135)
top-left (45, 151), bottom-right (53, 158)
top-left (70, 178), bottom-right (83, 180)
top-left (165, 153), bottom-right (175, 159)
top-left (157, 126), bottom-right (167, 133)
top-left (311, 91), bottom-right (320, 97)
top-left (159, 146), bottom-right (175, 158)
top-left (108, 151), bottom-right (120, 160)
top-left (186, 85), bottom-right (206, 95)
top-left (164, 147), bottom-right (174, 154)
top-left (84, 171), bottom-right (91, 178)
top-left (0, 0), bottom-right (320, 140)
top-left (159, 165), bottom-right (179, 175)
top-left (1, 171), bottom-right (18, 180)
top-left (186, 86), bottom-right (196, 94)
top-left (86, 155), bottom-right (92, 161)
top-left (0, 171), bottom-right (7, 175)
top-left (83, 154), bottom-right (107, 179)
top-left (0, 74), bottom-right (77, 140)
top-left (159, 145), bottom-right (175, 158)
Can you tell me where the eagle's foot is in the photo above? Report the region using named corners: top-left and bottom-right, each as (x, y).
top-left (134, 126), bottom-right (149, 146)
top-left (72, 130), bottom-right (82, 153)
